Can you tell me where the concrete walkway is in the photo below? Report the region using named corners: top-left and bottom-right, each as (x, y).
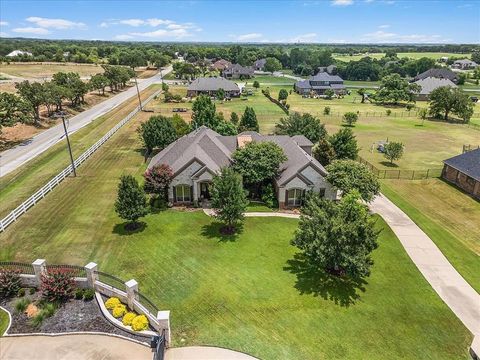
top-left (203, 208), bottom-right (300, 219)
top-left (370, 194), bottom-right (480, 340)
top-left (0, 334), bottom-right (151, 360)
top-left (166, 346), bottom-right (258, 360)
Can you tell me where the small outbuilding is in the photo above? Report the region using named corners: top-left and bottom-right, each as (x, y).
top-left (442, 148), bottom-right (480, 199)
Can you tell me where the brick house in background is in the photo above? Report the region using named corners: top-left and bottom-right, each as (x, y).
top-left (222, 63), bottom-right (254, 79)
top-left (211, 59), bottom-right (232, 71)
top-left (294, 72), bottom-right (345, 95)
top-left (442, 149), bottom-right (480, 199)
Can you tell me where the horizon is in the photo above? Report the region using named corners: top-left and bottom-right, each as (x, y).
top-left (0, 0), bottom-right (479, 44)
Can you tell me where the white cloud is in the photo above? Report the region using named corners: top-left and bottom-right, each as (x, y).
top-left (0, 21), bottom-right (9, 26)
top-left (12, 27), bottom-right (50, 35)
top-left (379, 24), bottom-right (390, 29)
top-left (234, 33), bottom-right (263, 41)
top-left (331, 0), bottom-right (354, 6)
top-left (100, 22), bottom-right (108, 28)
top-left (26, 16), bottom-right (86, 29)
top-left (111, 18), bottom-right (201, 39)
top-left (119, 19), bottom-right (145, 27)
top-left (361, 30), bottom-right (449, 43)
top-left (114, 34), bottom-right (134, 40)
top-left (0, 32), bottom-right (8, 37)
top-left (290, 33), bottom-right (318, 42)
top-left (146, 18), bottom-right (174, 27)
top-left (129, 28), bottom-right (192, 39)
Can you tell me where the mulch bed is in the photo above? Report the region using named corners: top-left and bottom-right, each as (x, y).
top-left (1, 290), bottom-right (153, 344)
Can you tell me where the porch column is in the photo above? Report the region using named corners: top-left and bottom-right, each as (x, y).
top-left (84, 262), bottom-right (98, 288)
top-left (157, 310), bottom-right (171, 347)
top-left (125, 279), bottom-right (138, 310)
top-left (192, 180), bottom-right (198, 204)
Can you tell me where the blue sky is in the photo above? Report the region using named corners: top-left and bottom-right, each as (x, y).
top-left (0, 0), bottom-right (478, 44)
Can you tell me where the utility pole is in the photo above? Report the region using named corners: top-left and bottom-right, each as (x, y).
top-left (134, 75), bottom-right (143, 110)
top-left (60, 115), bottom-right (76, 177)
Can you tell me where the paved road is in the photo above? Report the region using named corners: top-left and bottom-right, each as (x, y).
top-left (0, 334), bottom-right (151, 360)
top-left (370, 194), bottom-right (480, 339)
top-left (0, 65), bottom-right (171, 178)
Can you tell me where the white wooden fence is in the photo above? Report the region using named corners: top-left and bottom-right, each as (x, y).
top-left (0, 89), bottom-right (161, 233)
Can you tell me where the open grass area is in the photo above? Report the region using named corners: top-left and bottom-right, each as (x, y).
top-left (0, 62), bottom-right (104, 79)
top-left (245, 76), bottom-right (296, 85)
top-left (0, 85), bottom-right (160, 218)
top-left (0, 105), bottom-right (472, 358)
top-left (333, 52), bottom-right (472, 62)
top-left (0, 308), bottom-right (9, 335)
top-left (246, 201), bottom-right (274, 212)
top-left (381, 178), bottom-right (480, 293)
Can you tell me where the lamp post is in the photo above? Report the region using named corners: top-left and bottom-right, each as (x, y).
top-left (55, 112), bottom-right (76, 177)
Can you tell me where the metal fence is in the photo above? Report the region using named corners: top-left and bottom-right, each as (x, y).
top-left (357, 156), bottom-right (443, 180)
top-left (0, 89), bottom-right (161, 233)
top-left (135, 289), bottom-right (160, 316)
top-left (45, 264), bottom-right (87, 277)
top-left (154, 330), bottom-right (166, 360)
top-left (94, 270), bottom-right (126, 291)
top-left (0, 261), bottom-right (35, 274)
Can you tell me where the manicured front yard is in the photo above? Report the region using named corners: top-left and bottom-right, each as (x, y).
top-left (0, 307), bottom-right (9, 335)
top-left (381, 178), bottom-right (480, 292)
top-left (0, 108), bottom-right (472, 359)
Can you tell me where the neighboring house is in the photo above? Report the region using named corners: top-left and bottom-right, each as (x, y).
top-left (187, 77), bottom-right (241, 98)
top-left (254, 58), bottom-right (267, 71)
top-left (147, 127), bottom-right (337, 208)
top-left (452, 59), bottom-right (478, 70)
top-left (442, 148), bottom-right (480, 199)
top-left (413, 77), bottom-right (457, 101)
top-left (6, 50), bottom-right (33, 57)
top-left (317, 65), bottom-right (337, 74)
top-left (294, 72), bottom-right (345, 95)
top-left (211, 59), bottom-right (232, 71)
top-left (413, 68), bottom-right (458, 83)
top-left (222, 63), bottom-right (254, 79)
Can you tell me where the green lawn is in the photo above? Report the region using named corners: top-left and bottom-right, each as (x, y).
top-left (333, 52), bottom-right (472, 62)
top-left (246, 76), bottom-right (296, 85)
top-left (0, 85), bottom-right (160, 219)
top-left (246, 201), bottom-right (274, 212)
top-left (0, 308), bottom-right (9, 335)
top-left (0, 107), bottom-right (472, 359)
top-left (381, 179), bottom-right (480, 293)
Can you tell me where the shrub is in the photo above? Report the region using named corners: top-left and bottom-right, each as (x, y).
top-left (83, 289), bottom-right (95, 301)
top-left (323, 106), bottom-right (331, 115)
top-left (41, 303), bottom-right (56, 318)
top-left (386, 109), bottom-right (392, 116)
top-left (342, 112), bottom-right (358, 126)
top-left (15, 298), bottom-right (30, 313)
top-left (41, 269), bottom-right (75, 303)
top-left (74, 288), bottom-right (84, 300)
top-left (31, 312), bottom-right (45, 328)
top-left (29, 288), bottom-right (36, 295)
top-left (17, 288), bottom-right (25, 297)
top-left (105, 297), bottom-right (121, 310)
top-left (112, 304), bottom-right (127, 318)
top-left (261, 184), bottom-right (277, 208)
top-left (122, 312), bottom-right (136, 326)
top-left (131, 314), bottom-right (149, 331)
top-left (0, 268), bottom-right (22, 298)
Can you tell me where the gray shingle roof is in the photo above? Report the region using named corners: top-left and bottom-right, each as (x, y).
top-left (187, 77), bottom-right (240, 92)
top-left (414, 68), bottom-right (458, 82)
top-left (310, 72), bottom-right (343, 82)
top-left (444, 149), bottom-right (480, 182)
top-left (223, 63), bottom-right (254, 75)
top-left (254, 58), bottom-right (267, 67)
top-left (414, 77), bottom-right (457, 95)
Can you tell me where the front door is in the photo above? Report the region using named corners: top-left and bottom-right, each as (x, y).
top-left (200, 182), bottom-right (211, 200)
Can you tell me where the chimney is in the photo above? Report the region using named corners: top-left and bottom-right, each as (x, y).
top-left (237, 135), bottom-right (252, 148)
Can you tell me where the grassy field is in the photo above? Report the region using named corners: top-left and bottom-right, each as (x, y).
top-left (0, 107), bottom-right (471, 358)
top-left (333, 52), bottom-right (472, 62)
top-left (246, 76), bottom-right (296, 85)
top-left (0, 308), bottom-right (9, 335)
top-left (381, 179), bottom-right (480, 293)
top-left (0, 85), bottom-right (160, 218)
top-left (0, 62), bottom-right (104, 79)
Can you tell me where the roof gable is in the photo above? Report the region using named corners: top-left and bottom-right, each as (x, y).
top-left (444, 149), bottom-right (480, 181)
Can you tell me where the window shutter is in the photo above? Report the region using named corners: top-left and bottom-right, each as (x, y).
top-left (285, 190), bottom-right (289, 206)
top-left (173, 186), bottom-right (177, 202)
top-left (191, 186), bottom-right (194, 202)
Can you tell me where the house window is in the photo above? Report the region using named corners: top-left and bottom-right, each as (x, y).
top-left (175, 185), bottom-right (191, 202)
top-left (287, 189), bottom-right (303, 206)
top-left (319, 188), bottom-right (326, 197)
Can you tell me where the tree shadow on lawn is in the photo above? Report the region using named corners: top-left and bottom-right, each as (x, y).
top-left (283, 253), bottom-right (368, 307)
top-left (112, 221), bottom-right (148, 236)
top-left (200, 221), bottom-right (243, 243)
top-left (379, 161), bottom-right (399, 168)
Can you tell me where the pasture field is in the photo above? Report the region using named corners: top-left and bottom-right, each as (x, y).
top-left (381, 178), bottom-right (480, 293)
top-left (333, 52), bottom-right (472, 62)
top-left (0, 62), bottom-right (104, 79)
top-left (0, 105), bottom-right (471, 359)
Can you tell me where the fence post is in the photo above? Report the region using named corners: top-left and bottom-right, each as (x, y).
top-left (398, 170), bottom-right (401, 179)
top-left (85, 262), bottom-right (98, 288)
top-left (426, 169), bottom-right (430, 179)
top-left (412, 171), bottom-right (415, 180)
top-left (157, 310), bottom-right (171, 347)
top-left (125, 279), bottom-right (138, 310)
top-left (32, 259), bottom-right (47, 286)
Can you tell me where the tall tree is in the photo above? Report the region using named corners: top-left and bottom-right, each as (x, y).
top-left (326, 160), bottom-right (380, 202)
top-left (238, 106), bottom-right (259, 132)
top-left (0, 92), bottom-right (30, 132)
top-left (211, 167), bottom-right (249, 234)
top-left (342, 112), bottom-right (358, 127)
top-left (278, 89), bottom-right (289, 101)
top-left (384, 142), bottom-right (404, 165)
top-left (144, 164), bottom-right (173, 202)
top-left (191, 95), bottom-right (218, 129)
top-left (275, 112), bottom-right (326, 142)
top-left (138, 115), bottom-right (177, 153)
top-left (357, 88), bottom-right (367, 103)
top-left (230, 112), bottom-right (239, 125)
top-left (89, 73), bottom-right (108, 95)
top-left (15, 81), bottom-right (44, 124)
top-left (114, 175), bottom-right (149, 230)
top-left (292, 191), bottom-right (379, 278)
top-left (428, 86), bottom-right (474, 122)
top-left (329, 128), bottom-right (358, 160)
top-left (264, 57), bottom-right (282, 72)
top-left (312, 138), bottom-right (336, 166)
top-left (374, 73), bottom-right (420, 104)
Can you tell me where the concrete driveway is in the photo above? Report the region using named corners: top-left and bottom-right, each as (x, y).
top-left (0, 334), bottom-right (151, 360)
top-left (166, 346), bottom-right (258, 360)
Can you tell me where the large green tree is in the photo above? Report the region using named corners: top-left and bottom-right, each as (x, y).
top-left (264, 57), bottom-right (283, 72)
top-left (143, 164), bottom-right (173, 202)
top-left (211, 167), bottom-right (249, 234)
top-left (138, 115), bottom-right (177, 153)
top-left (312, 138), bottom-right (336, 166)
top-left (326, 160), bottom-right (380, 202)
top-left (191, 95), bottom-right (218, 129)
top-left (329, 128), bottom-right (358, 160)
top-left (384, 142), bottom-right (404, 165)
top-left (428, 86), bottom-right (474, 122)
top-left (275, 112), bottom-right (326, 142)
top-left (292, 191), bottom-right (379, 278)
top-left (114, 175), bottom-right (149, 230)
top-left (0, 92), bottom-right (30, 132)
top-left (374, 73), bottom-right (420, 104)
top-left (238, 106), bottom-right (259, 132)
top-left (15, 80), bottom-right (44, 124)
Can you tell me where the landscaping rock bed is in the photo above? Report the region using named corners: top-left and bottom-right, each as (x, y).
top-left (1, 292), bottom-right (152, 344)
